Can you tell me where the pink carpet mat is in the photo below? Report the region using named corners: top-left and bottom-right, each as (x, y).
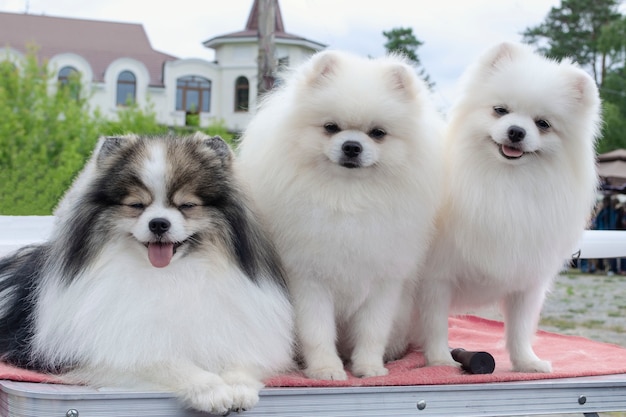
top-left (2, 316), bottom-right (626, 387)
top-left (266, 315), bottom-right (626, 387)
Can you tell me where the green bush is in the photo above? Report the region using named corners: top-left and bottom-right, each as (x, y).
top-left (597, 101), bottom-right (626, 153)
top-left (0, 48), bottom-right (235, 215)
top-left (0, 48), bottom-right (100, 215)
top-left (96, 100), bottom-right (169, 137)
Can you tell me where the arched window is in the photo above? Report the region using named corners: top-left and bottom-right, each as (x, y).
top-left (58, 66), bottom-right (80, 100)
top-left (58, 66), bottom-right (78, 85)
top-left (116, 70), bottom-right (136, 106)
top-left (175, 75), bottom-right (211, 113)
top-left (235, 76), bottom-right (249, 112)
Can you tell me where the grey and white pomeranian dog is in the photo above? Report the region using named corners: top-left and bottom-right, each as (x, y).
top-left (0, 133), bottom-right (294, 414)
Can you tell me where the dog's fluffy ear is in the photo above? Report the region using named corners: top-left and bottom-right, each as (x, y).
top-left (193, 132), bottom-right (233, 163)
top-left (487, 42), bottom-right (519, 67)
top-left (206, 135), bottom-right (233, 161)
top-left (470, 42), bottom-right (526, 82)
top-left (567, 68), bottom-right (600, 106)
top-left (95, 135), bottom-right (137, 163)
top-left (97, 136), bottom-right (124, 158)
top-left (305, 51), bottom-right (340, 87)
top-left (385, 59), bottom-right (424, 100)
top-left (563, 67), bottom-right (602, 139)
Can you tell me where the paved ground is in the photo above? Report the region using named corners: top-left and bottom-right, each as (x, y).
top-left (541, 271), bottom-right (626, 417)
top-left (475, 270), bottom-right (626, 348)
top-left (473, 270), bottom-right (626, 417)
top-left (540, 270), bottom-right (626, 348)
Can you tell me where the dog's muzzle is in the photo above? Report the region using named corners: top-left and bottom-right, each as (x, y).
top-left (498, 126), bottom-right (525, 159)
top-left (339, 140), bottom-right (362, 168)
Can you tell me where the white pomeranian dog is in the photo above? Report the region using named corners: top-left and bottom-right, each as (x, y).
top-left (0, 133), bottom-right (294, 414)
top-left (414, 42), bottom-right (601, 372)
top-left (237, 51), bottom-right (444, 380)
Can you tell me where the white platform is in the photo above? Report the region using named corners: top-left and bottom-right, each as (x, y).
top-left (2, 375), bottom-right (626, 416)
top-left (0, 216), bottom-right (54, 257)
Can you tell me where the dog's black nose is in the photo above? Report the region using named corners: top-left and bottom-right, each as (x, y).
top-left (507, 126), bottom-right (526, 143)
top-left (149, 218), bottom-right (171, 235)
top-left (342, 141), bottom-right (362, 158)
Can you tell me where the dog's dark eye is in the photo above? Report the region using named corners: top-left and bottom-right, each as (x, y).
top-left (535, 119), bottom-right (551, 131)
top-left (493, 106), bottom-right (509, 116)
top-left (178, 203), bottom-right (197, 210)
top-left (369, 128), bottom-right (387, 140)
top-left (128, 203), bottom-right (145, 210)
top-left (324, 122), bottom-right (341, 135)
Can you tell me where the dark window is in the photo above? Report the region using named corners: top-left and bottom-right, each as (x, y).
top-left (58, 66), bottom-right (80, 99)
top-left (116, 70), bottom-right (136, 106)
top-left (235, 76), bottom-right (249, 112)
top-left (175, 76), bottom-right (211, 113)
top-left (58, 66), bottom-right (78, 85)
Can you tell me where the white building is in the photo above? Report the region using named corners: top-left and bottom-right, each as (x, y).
top-left (0, 0), bottom-right (325, 132)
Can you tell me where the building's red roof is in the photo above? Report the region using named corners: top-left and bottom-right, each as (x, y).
top-left (0, 12), bottom-right (176, 86)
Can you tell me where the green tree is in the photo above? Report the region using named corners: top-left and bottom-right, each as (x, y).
top-left (383, 27), bottom-right (434, 89)
top-left (598, 15), bottom-right (626, 109)
top-left (597, 101), bottom-right (626, 153)
top-left (0, 46), bottom-right (100, 215)
top-left (598, 15), bottom-right (626, 76)
top-left (522, 0), bottom-right (626, 153)
top-left (521, 0), bottom-right (622, 86)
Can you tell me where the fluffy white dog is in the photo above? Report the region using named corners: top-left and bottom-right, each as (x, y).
top-left (413, 42), bottom-right (601, 373)
top-left (238, 50), bottom-right (444, 380)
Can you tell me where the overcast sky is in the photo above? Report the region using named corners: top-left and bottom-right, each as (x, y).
top-left (0, 0), bottom-right (576, 109)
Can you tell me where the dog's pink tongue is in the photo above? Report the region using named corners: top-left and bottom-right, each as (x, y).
top-left (148, 243), bottom-right (174, 268)
top-left (502, 145), bottom-right (523, 158)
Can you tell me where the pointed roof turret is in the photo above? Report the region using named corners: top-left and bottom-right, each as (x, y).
top-left (244, 0), bottom-right (285, 33)
top-left (203, 0), bottom-right (325, 51)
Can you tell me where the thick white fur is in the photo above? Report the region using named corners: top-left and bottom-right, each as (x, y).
top-left (237, 51), bottom-right (444, 380)
top-left (414, 42), bottom-right (601, 372)
top-left (36, 140), bottom-right (294, 414)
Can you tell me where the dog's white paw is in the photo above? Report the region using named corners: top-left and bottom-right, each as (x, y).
top-left (512, 359), bottom-right (552, 373)
top-left (230, 383), bottom-right (260, 413)
top-left (303, 353), bottom-right (347, 380)
top-left (304, 366), bottom-right (348, 381)
top-left (183, 383), bottom-right (234, 415)
top-left (351, 362), bottom-right (388, 378)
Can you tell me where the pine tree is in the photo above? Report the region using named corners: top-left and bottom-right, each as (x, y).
top-left (522, 0), bottom-right (622, 86)
top-left (383, 27), bottom-right (435, 89)
top-left (523, 0), bottom-right (626, 152)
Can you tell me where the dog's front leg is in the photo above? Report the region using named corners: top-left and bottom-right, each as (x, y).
top-left (503, 286), bottom-right (552, 373)
top-left (416, 280), bottom-right (458, 368)
top-left (348, 283), bottom-right (405, 377)
top-left (295, 284), bottom-right (347, 380)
